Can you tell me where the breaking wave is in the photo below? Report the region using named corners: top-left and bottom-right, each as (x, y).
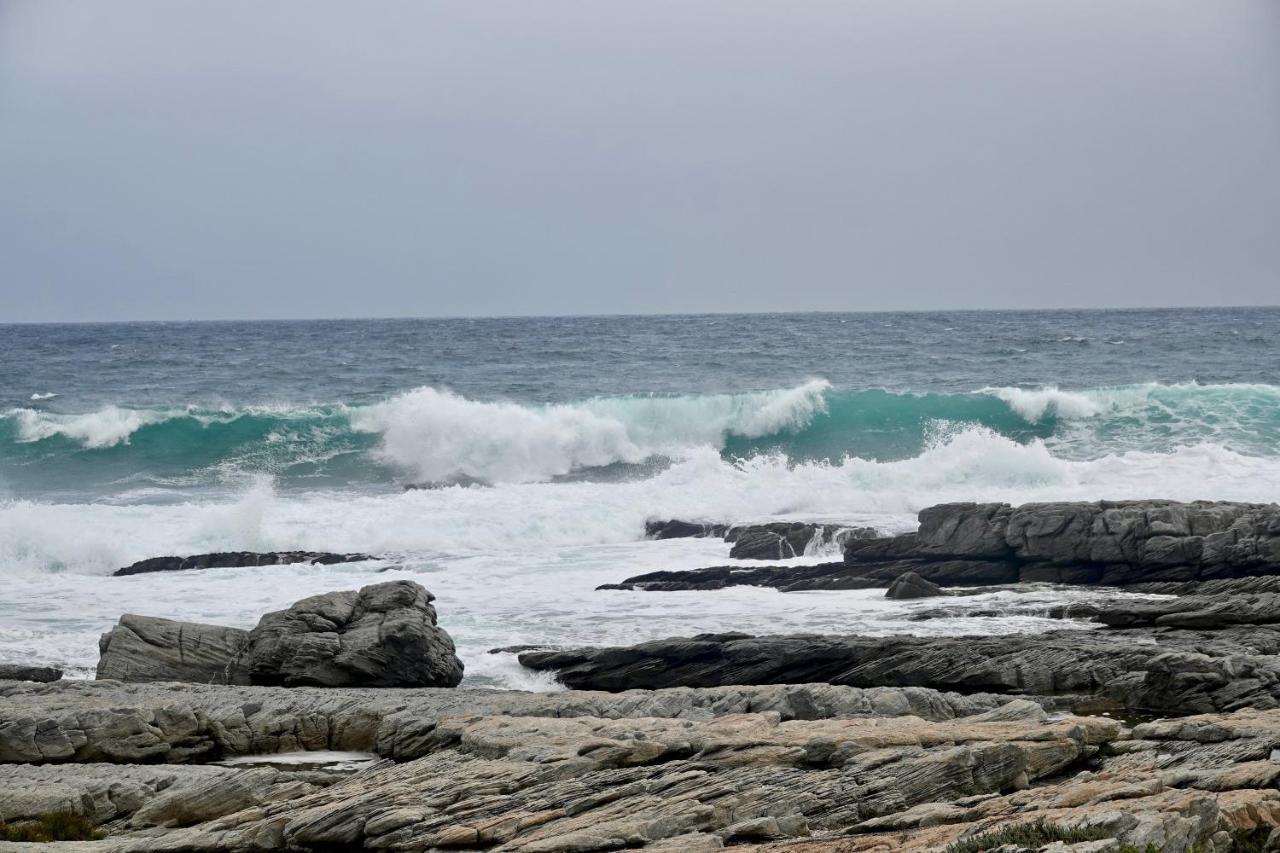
top-left (1, 381), bottom-right (1278, 491)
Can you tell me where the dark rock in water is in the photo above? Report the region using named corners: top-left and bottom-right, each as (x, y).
top-left (0, 664), bottom-right (62, 683)
top-left (1094, 592), bottom-right (1280, 629)
top-left (240, 580), bottom-right (463, 688)
top-left (1125, 575), bottom-right (1280, 596)
top-left (114, 551), bottom-right (375, 577)
top-left (728, 522), bottom-right (877, 559)
top-left (906, 601), bottom-right (1103, 622)
top-left (517, 626), bottom-right (1280, 713)
top-left (885, 572), bottom-right (948, 600)
top-left (97, 615), bottom-right (251, 684)
top-left (889, 500), bottom-right (1280, 583)
top-left (604, 558), bottom-right (1016, 593)
top-left (643, 518), bottom-right (877, 557)
top-left (644, 519), bottom-right (729, 540)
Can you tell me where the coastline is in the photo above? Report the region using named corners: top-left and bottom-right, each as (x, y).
top-left (6, 498), bottom-right (1280, 851)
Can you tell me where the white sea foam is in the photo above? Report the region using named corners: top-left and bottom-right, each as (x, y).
top-left (2, 425), bottom-right (1278, 685)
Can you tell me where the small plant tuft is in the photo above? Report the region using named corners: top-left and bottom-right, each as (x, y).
top-left (0, 810), bottom-right (103, 842)
top-left (946, 820), bottom-right (1112, 853)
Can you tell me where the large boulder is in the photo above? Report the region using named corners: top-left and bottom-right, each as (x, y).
top-left (97, 616), bottom-right (250, 685)
top-left (240, 580), bottom-right (464, 688)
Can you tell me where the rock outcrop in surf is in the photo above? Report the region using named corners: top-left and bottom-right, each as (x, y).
top-left (113, 551), bottom-right (375, 577)
top-left (616, 500), bottom-right (1280, 591)
top-left (645, 519), bottom-right (879, 559)
top-left (95, 581), bottom-right (463, 689)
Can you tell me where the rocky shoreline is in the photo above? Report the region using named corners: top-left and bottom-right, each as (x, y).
top-left (5, 499), bottom-right (1280, 851)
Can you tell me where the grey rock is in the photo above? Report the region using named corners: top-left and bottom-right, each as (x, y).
top-left (602, 558), bottom-right (1016, 593)
top-left (727, 522), bottom-right (875, 560)
top-left (1095, 593), bottom-right (1280, 629)
top-left (240, 580), bottom-right (464, 688)
top-left (642, 519), bottom-right (877, 559)
top-left (621, 501), bottom-right (1280, 595)
top-left (644, 519), bottom-right (729, 540)
top-left (96, 615), bottom-right (250, 685)
top-left (10, 682), bottom-right (1280, 852)
top-left (517, 626), bottom-right (1280, 714)
top-left (885, 571), bottom-right (948, 600)
top-left (113, 551), bottom-right (374, 577)
top-left (0, 663), bottom-right (62, 682)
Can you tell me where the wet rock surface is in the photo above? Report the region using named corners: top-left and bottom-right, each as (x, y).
top-left (884, 571), bottom-right (949, 600)
top-left (643, 519), bottom-right (878, 559)
top-left (113, 551), bottom-right (374, 577)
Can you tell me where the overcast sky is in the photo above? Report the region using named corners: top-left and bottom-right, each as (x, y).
top-left (1, 1), bottom-right (1278, 322)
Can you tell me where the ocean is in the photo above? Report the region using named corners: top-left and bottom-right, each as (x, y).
top-left (2, 308), bottom-right (1278, 685)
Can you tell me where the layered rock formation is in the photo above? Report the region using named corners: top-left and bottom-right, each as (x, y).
top-left (93, 581), bottom-right (463, 689)
top-left (113, 551), bottom-right (373, 577)
top-left (517, 627), bottom-right (1280, 714)
top-left (5, 680), bottom-right (1280, 852)
top-left (0, 679), bottom-right (1039, 765)
top-left (615, 500), bottom-right (1280, 593)
top-left (96, 616), bottom-right (251, 685)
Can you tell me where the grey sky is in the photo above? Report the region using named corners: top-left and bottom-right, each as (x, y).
top-left (1, 0), bottom-right (1278, 322)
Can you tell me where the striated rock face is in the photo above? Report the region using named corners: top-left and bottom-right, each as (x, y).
top-left (517, 627), bottom-right (1280, 714)
top-left (614, 500), bottom-right (1280, 593)
top-left (240, 580), bottom-right (464, 688)
top-left (1094, 591), bottom-right (1280, 629)
top-left (0, 663), bottom-right (62, 682)
top-left (96, 616), bottom-right (250, 685)
top-left (9, 681), bottom-right (1280, 852)
top-left (0, 679), bottom-right (1042, 766)
top-left (895, 500), bottom-right (1280, 583)
top-left (113, 551), bottom-right (374, 577)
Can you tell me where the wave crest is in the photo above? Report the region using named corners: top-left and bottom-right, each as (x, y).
top-left (349, 380), bottom-right (831, 484)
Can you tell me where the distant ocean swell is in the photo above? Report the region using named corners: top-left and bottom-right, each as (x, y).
top-left (3, 380), bottom-right (1280, 488)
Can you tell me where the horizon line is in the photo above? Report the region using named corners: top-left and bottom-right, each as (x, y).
top-left (4, 302), bottom-right (1279, 327)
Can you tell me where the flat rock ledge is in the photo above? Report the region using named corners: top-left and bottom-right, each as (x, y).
top-left (4, 681), bottom-right (1280, 852)
top-left (113, 551), bottom-right (374, 577)
top-left (0, 679), bottom-right (1039, 766)
top-left (616, 500), bottom-right (1280, 592)
top-left (518, 626), bottom-right (1280, 715)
